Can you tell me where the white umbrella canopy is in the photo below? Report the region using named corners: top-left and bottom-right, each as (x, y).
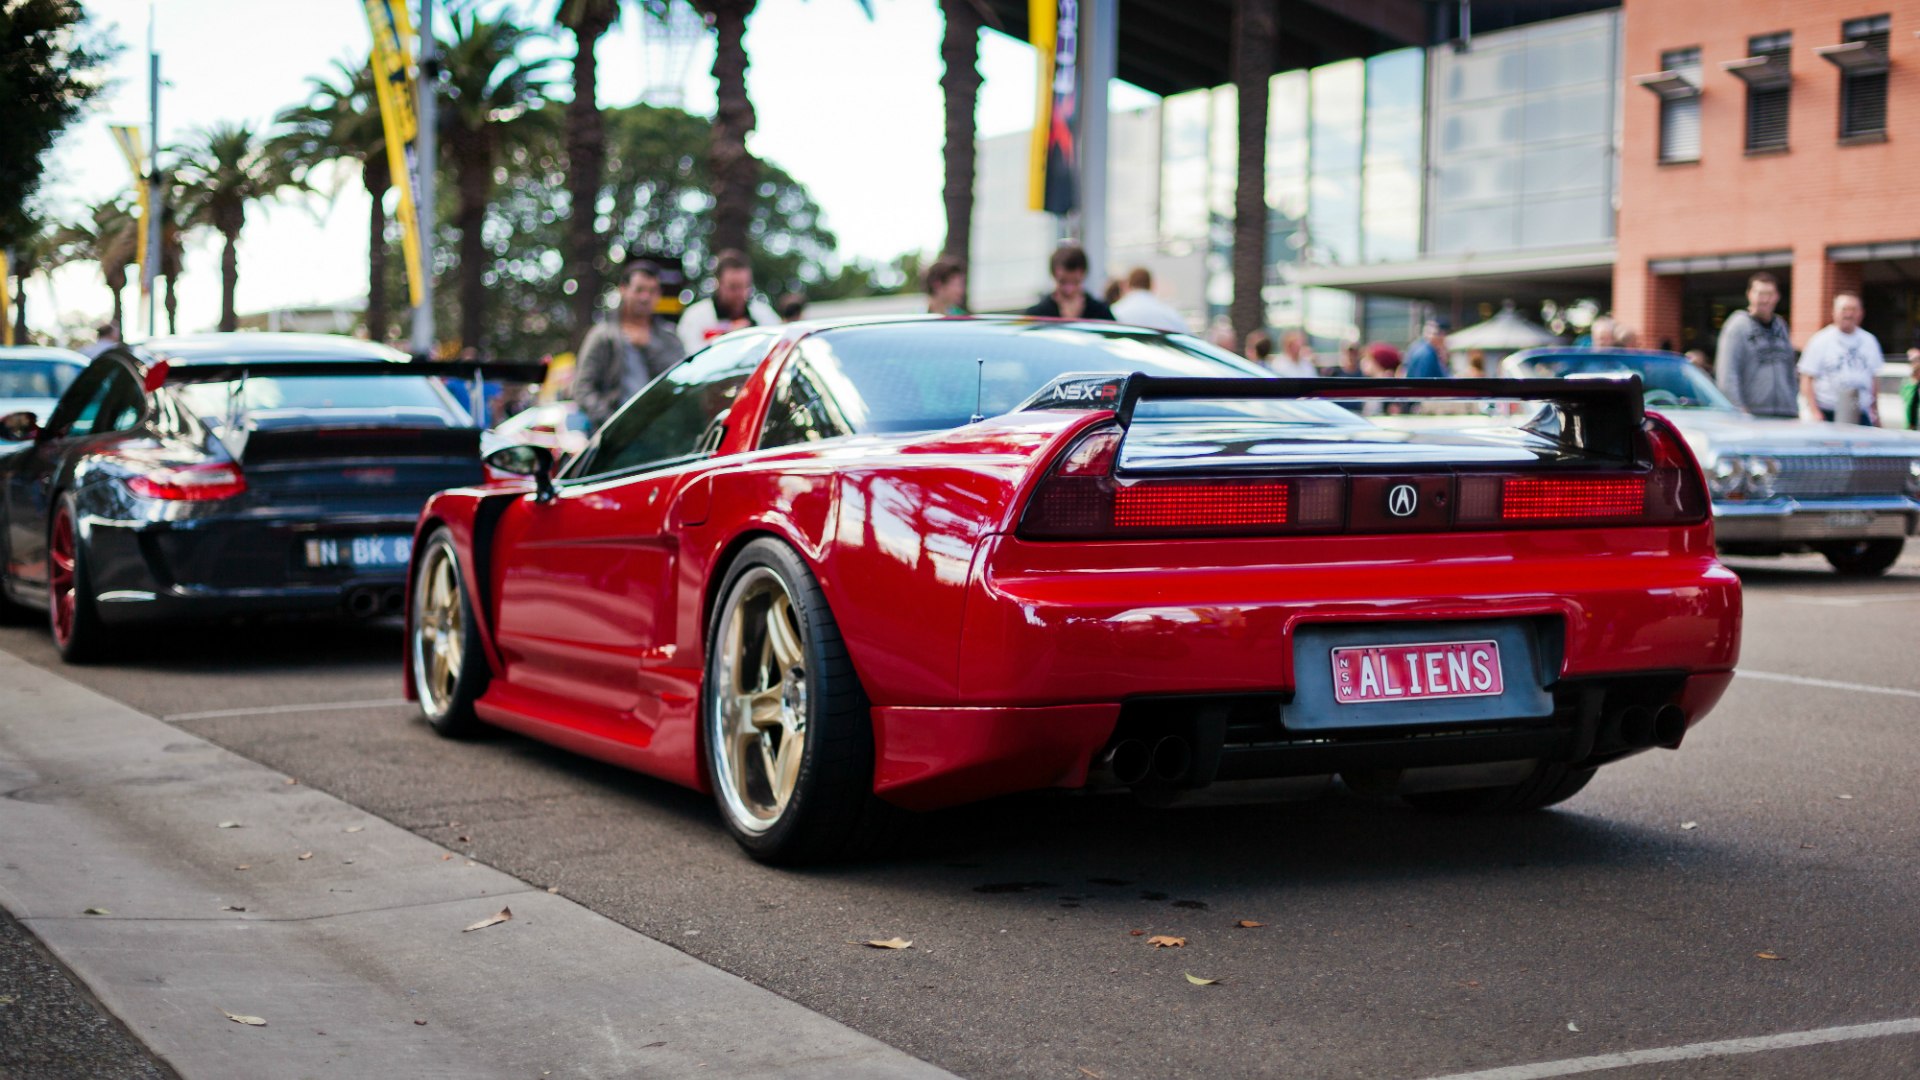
top-left (1445, 303), bottom-right (1561, 352)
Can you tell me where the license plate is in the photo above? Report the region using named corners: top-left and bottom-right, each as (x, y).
top-left (1823, 511), bottom-right (1873, 529)
top-left (304, 535), bottom-right (413, 569)
top-left (1331, 640), bottom-right (1503, 705)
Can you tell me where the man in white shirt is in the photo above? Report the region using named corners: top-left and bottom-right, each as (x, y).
top-left (677, 249), bottom-right (777, 351)
top-left (1798, 293), bottom-right (1884, 425)
top-left (1109, 267), bottom-right (1186, 333)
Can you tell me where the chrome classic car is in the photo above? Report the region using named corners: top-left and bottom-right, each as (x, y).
top-left (1507, 349), bottom-right (1920, 576)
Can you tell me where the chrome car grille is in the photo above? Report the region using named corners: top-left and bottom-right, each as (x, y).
top-left (1771, 455), bottom-right (1913, 497)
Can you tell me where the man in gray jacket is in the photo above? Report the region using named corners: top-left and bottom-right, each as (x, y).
top-left (1715, 271), bottom-right (1797, 417)
top-left (575, 261), bottom-right (686, 430)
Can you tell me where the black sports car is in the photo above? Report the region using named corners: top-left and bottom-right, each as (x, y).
top-left (0, 333), bottom-right (538, 661)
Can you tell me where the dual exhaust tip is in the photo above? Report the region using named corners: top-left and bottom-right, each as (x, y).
top-left (1103, 736), bottom-right (1192, 787)
top-left (346, 586), bottom-right (405, 619)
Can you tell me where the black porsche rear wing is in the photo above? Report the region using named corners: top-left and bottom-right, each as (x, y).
top-left (152, 359), bottom-right (549, 430)
top-left (1112, 373), bottom-right (1647, 461)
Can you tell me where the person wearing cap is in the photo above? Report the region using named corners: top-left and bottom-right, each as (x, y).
top-left (1403, 319), bottom-right (1450, 379)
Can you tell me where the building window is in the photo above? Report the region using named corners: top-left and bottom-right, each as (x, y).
top-left (1656, 48), bottom-right (1702, 163)
top-left (1838, 16), bottom-right (1891, 139)
top-left (1741, 33), bottom-right (1792, 152)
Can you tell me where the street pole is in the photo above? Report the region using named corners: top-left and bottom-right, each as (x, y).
top-left (410, 0), bottom-right (438, 356)
top-left (146, 5), bottom-right (161, 338)
top-left (1078, 0), bottom-right (1116, 292)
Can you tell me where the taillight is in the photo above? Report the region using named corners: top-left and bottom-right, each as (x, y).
top-left (127, 462), bottom-right (248, 501)
top-left (1641, 412), bottom-right (1710, 524)
top-left (1454, 416), bottom-right (1708, 528)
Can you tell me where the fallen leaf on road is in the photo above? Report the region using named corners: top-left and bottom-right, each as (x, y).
top-left (233, 865), bottom-right (249, 871)
top-left (1184, 973), bottom-right (1217, 985)
top-left (222, 905), bottom-right (246, 912)
top-left (440, 853), bottom-right (453, 861)
top-left (413, 1019), bottom-right (427, 1026)
top-left (861, 937), bottom-right (913, 950)
top-left (1836, 794), bottom-right (1854, 800)
top-left (1235, 920), bottom-right (1264, 928)
top-left (0, 995), bottom-right (15, 1005)
top-left (546, 886), bottom-right (560, 894)
top-left (1680, 821), bottom-right (1699, 830)
top-left (218, 821), bottom-right (243, 829)
top-left (1458, 980), bottom-right (1482, 988)
top-left (297, 852), bottom-right (313, 861)
top-left (642, 1041), bottom-right (666, 1049)
top-left (1128, 929), bottom-right (1145, 936)
top-left (283, 778), bottom-right (297, 786)
top-left (343, 826), bottom-right (364, 834)
top-left (1756, 952), bottom-right (1783, 960)
top-left (1567, 1022), bottom-right (1580, 1032)
top-left (222, 1010), bottom-right (267, 1026)
top-left (462, 907), bottom-right (513, 932)
top-left (1078, 1067), bottom-right (1103, 1078)
top-left (82, 908), bottom-right (108, 916)
top-left (1148, 935), bottom-right (1186, 948)
top-left (457, 835), bottom-right (471, 843)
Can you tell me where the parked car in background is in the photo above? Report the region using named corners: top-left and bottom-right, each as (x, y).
top-left (407, 318), bottom-right (1738, 864)
top-left (1507, 348), bottom-right (1920, 575)
top-left (0, 346), bottom-right (88, 424)
top-left (0, 334), bottom-right (540, 662)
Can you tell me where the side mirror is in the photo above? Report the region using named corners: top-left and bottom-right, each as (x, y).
top-left (484, 443), bottom-right (556, 502)
top-left (0, 411), bottom-right (42, 443)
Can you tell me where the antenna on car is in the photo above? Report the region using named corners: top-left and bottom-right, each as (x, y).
top-left (969, 358), bottom-right (986, 424)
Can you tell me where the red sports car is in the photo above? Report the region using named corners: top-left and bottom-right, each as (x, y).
top-left (405, 319), bottom-right (1741, 863)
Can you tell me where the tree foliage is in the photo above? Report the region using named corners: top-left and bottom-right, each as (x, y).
top-left (0, 0), bottom-right (115, 245)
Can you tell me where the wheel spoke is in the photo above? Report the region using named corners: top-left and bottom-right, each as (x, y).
top-left (766, 594), bottom-right (803, 671)
top-left (771, 729), bottom-right (804, 806)
top-left (746, 688), bottom-right (783, 729)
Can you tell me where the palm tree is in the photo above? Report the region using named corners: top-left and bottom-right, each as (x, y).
top-left (53, 200), bottom-right (139, 330)
top-left (687, 0), bottom-right (757, 258)
top-left (439, 9), bottom-right (557, 352)
top-left (171, 122), bottom-right (292, 332)
top-left (1229, 0), bottom-right (1276, 343)
top-left (7, 212), bottom-right (63, 342)
top-left (555, 0), bottom-right (622, 347)
top-left (938, 0), bottom-right (991, 288)
top-left (273, 59), bottom-right (394, 341)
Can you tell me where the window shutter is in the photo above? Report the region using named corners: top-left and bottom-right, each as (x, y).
top-left (1661, 98), bottom-right (1701, 162)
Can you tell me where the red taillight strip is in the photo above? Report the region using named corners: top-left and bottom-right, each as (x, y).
top-left (1114, 482), bottom-right (1289, 528)
top-left (1500, 477), bottom-right (1645, 520)
top-left (127, 463), bottom-right (248, 501)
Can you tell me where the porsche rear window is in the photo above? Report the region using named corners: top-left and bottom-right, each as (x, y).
top-left (789, 323), bottom-right (1357, 435)
top-left (177, 376), bottom-right (460, 420)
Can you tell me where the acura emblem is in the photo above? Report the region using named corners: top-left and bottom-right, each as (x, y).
top-left (1387, 484), bottom-right (1419, 517)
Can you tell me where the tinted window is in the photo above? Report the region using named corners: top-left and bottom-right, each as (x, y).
top-left (43, 364), bottom-right (111, 437)
top-left (579, 331), bottom-right (772, 477)
top-left (86, 368), bottom-right (147, 435)
top-left (760, 322), bottom-right (1358, 446)
top-left (0, 359), bottom-right (81, 399)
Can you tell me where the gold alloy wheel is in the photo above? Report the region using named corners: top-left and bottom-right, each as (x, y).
top-left (710, 567), bottom-right (809, 833)
top-left (413, 543), bottom-right (465, 716)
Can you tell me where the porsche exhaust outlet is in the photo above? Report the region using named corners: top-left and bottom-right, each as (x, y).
top-left (1150, 736), bottom-right (1193, 783)
top-left (1103, 740), bottom-right (1152, 786)
top-left (381, 587), bottom-right (406, 616)
top-left (1617, 705), bottom-right (1654, 748)
top-left (345, 587), bottom-right (381, 619)
top-left (1653, 705), bottom-right (1688, 748)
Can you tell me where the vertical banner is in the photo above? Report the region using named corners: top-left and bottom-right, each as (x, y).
top-left (1027, 0), bottom-right (1079, 215)
top-left (108, 124), bottom-right (150, 290)
top-left (363, 0), bottom-right (427, 309)
top-left (0, 251), bottom-right (11, 346)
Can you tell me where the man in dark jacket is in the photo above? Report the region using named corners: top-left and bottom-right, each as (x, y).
top-left (575, 261), bottom-right (686, 430)
top-left (1715, 271), bottom-right (1797, 417)
top-left (1024, 245), bottom-right (1115, 320)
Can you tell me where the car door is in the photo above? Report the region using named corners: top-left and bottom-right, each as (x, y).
top-left (489, 332), bottom-right (774, 733)
top-left (3, 358), bottom-right (144, 594)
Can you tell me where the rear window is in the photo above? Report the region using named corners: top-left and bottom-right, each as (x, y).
top-left (176, 375), bottom-right (459, 420)
top-left (1508, 354), bottom-right (1735, 411)
top-left (789, 322), bottom-right (1359, 436)
top-left (0, 359), bottom-right (81, 399)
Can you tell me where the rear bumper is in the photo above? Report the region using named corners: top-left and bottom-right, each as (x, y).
top-left (1712, 497), bottom-right (1919, 543)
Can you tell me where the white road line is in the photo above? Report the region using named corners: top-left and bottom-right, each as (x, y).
top-left (1774, 591), bottom-right (1920, 607)
top-left (1420, 1017), bottom-right (1920, 1080)
top-left (1738, 670), bottom-right (1920, 700)
top-left (163, 698), bottom-right (409, 721)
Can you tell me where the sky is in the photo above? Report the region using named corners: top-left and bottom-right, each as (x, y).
top-left (28, 0), bottom-right (1154, 339)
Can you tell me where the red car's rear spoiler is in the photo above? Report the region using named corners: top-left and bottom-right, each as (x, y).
top-left (1113, 373), bottom-right (1648, 460)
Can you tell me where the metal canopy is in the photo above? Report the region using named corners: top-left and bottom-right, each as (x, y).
top-left (977, 0), bottom-right (1617, 96)
top-left (1721, 54), bottom-right (1792, 89)
top-left (1815, 40), bottom-right (1890, 75)
top-left (1633, 69), bottom-right (1700, 100)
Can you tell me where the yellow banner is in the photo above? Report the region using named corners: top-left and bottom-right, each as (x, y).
top-left (109, 124), bottom-right (151, 289)
top-left (364, 0), bottom-right (426, 308)
top-left (0, 250), bottom-right (12, 346)
top-left (1027, 0), bottom-right (1057, 212)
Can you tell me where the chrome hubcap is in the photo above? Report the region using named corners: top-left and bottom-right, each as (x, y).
top-left (709, 567), bottom-right (808, 833)
top-left (413, 545), bottom-right (464, 715)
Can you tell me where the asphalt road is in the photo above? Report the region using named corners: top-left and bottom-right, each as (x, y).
top-left (3, 549), bottom-right (1918, 1080)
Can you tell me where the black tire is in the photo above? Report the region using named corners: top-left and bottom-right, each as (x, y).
top-left (49, 495), bottom-right (113, 664)
top-left (703, 538), bottom-right (904, 864)
top-left (1402, 762), bottom-right (1597, 815)
top-left (1819, 538), bottom-right (1903, 577)
top-left (409, 528), bottom-right (488, 737)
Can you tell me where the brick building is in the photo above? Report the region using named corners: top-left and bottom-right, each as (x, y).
top-left (1616, 0), bottom-right (1920, 354)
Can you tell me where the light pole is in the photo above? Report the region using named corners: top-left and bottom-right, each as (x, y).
top-left (146, 4), bottom-right (162, 338)
top-left (411, 0), bottom-right (438, 356)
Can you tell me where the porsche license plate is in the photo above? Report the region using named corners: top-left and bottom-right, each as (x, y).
top-left (305, 535), bottom-right (413, 569)
top-left (1331, 640), bottom-right (1503, 705)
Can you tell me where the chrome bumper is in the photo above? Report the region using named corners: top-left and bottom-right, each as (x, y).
top-left (1713, 497), bottom-right (1920, 542)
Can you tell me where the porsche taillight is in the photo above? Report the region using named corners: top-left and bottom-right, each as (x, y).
top-left (127, 462), bottom-right (248, 501)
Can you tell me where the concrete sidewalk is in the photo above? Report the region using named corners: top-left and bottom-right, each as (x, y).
top-left (0, 649), bottom-right (953, 1080)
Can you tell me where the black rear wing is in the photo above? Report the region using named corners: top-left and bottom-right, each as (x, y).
top-left (1113, 374), bottom-right (1647, 461)
top-left (157, 360), bottom-right (549, 385)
